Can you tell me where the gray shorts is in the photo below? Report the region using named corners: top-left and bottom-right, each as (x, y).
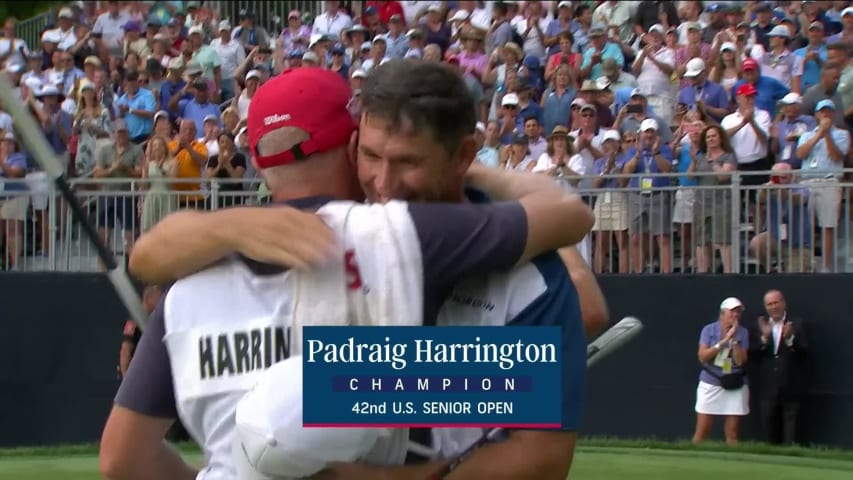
top-left (630, 192), bottom-right (672, 235)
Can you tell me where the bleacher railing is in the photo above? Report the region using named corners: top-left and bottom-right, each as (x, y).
top-left (0, 171), bottom-right (850, 274)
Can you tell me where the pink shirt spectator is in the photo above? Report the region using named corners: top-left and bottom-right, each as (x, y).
top-left (280, 25), bottom-right (312, 56)
top-left (458, 51), bottom-right (487, 78)
top-left (676, 44), bottom-right (711, 88)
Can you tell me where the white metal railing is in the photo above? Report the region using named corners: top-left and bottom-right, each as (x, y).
top-left (0, 171), bottom-right (851, 274)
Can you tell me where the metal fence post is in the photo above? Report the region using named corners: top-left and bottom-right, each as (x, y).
top-left (730, 171), bottom-right (742, 274)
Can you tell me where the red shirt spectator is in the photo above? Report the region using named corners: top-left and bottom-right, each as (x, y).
top-left (363, 1), bottom-right (406, 28)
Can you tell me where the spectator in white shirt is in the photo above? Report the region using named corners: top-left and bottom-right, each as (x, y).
top-left (211, 21), bottom-right (246, 104)
top-left (312, 1), bottom-right (353, 38)
top-left (42, 7), bottom-right (79, 53)
top-left (633, 24), bottom-right (676, 124)
top-left (720, 83), bottom-right (772, 187)
top-left (92, 0), bottom-right (131, 57)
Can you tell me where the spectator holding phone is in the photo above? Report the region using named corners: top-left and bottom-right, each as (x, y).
top-left (753, 290), bottom-right (810, 446)
top-left (693, 297), bottom-right (749, 446)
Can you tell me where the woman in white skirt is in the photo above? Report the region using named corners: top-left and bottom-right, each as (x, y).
top-left (693, 296), bottom-right (750, 446)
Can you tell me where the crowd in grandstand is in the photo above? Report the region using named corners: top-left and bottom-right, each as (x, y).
top-left (0, 0), bottom-right (852, 274)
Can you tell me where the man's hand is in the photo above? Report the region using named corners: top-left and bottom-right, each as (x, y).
top-left (222, 207), bottom-right (339, 270)
top-left (819, 117), bottom-right (833, 136)
top-left (741, 106), bottom-right (754, 124)
top-left (758, 315), bottom-right (772, 341)
top-left (782, 321), bottom-right (794, 340)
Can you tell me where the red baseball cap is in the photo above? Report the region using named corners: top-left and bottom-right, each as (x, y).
top-left (736, 83), bottom-right (757, 97)
top-left (247, 68), bottom-right (356, 170)
top-left (742, 58), bottom-right (758, 71)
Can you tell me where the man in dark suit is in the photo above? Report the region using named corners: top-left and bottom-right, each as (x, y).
top-left (752, 289), bottom-right (810, 445)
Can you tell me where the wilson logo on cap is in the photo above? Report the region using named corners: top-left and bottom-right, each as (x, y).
top-left (264, 113), bottom-right (292, 126)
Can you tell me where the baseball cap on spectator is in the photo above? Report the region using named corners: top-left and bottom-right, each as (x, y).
top-left (246, 70), bottom-right (261, 81)
top-left (41, 29), bottom-right (62, 44)
top-left (288, 10), bottom-right (301, 20)
top-left (512, 133), bottom-right (528, 145)
top-left (449, 10), bottom-right (470, 22)
top-left (639, 118), bottom-right (658, 132)
top-left (588, 23), bottom-right (606, 37)
top-left (372, 36), bottom-right (386, 45)
top-left (185, 61), bottom-right (203, 76)
top-left (595, 76), bottom-right (611, 90)
top-left (571, 97), bottom-right (586, 107)
top-left (558, 1), bottom-right (573, 9)
top-left (501, 42), bottom-right (523, 59)
top-left (742, 58), bottom-right (759, 71)
top-left (36, 85), bottom-right (65, 101)
top-left (580, 103), bottom-right (597, 114)
top-left (686, 22), bottom-right (701, 31)
top-left (361, 41), bottom-right (372, 51)
top-left (780, 92), bottom-right (802, 105)
top-left (705, 3), bottom-right (723, 13)
top-left (648, 24), bottom-right (665, 35)
top-left (351, 69), bottom-right (366, 79)
top-left (808, 21), bottom-right (824, 31)
top-left (308, 34), bottom-right (324, 49)
top-left (600, 58), bottom-right (619, 76)
top-left (247, 68), bottom-right (356, 170)
top-left (58, 7), bottom-right (74, 19)
top-left (736, 21), bottom-right (751, 30)
top-left (475, 122), bottom-right (486, 134)
top-left (187, 1), bottom-right (201, 9)
top-left (602, 130), bottom-right (621, 144)
top-left (289, 50), bottom-right (304, 59)
top-left (192, 78), bottom-right (208, 90)
top-left (427, 5), bottom-right (442, 13)
top-left (389, 14), bottom-right (403, 23)
top-left (123, 20), bottom-right (142, 33)
top-left (84, 55), bottom-right (102, 67)
top-left (113, 119), bottom-right (129, 133)
top-left (815, 99), bottom-right (836, 112)
top-left (683, 58), bottom-right (706, 78)
top-left (219, 20), bottom-right (232, 31)
top-left (79, 80), bottom-right (95, 93)
top-left (630, 88), bottom-right (646, 99)
top-left (331, 43), bottom-right (345, 55)
top-left (580, 79), bottom-right (600, 92)
top-left (406, 28), bottom-right (424, 39)
top-left (736, 83), bottom-right (757, 96)
top-left (154, 110), bottom-right (169, 123)
top-left (5, 62), bottom-right (24, 74)
top-left (767, 25), bottom-right (790, 39)
top-left (501, 93), bottom-right (520, 107)
top-left (363, 5), bottom-right (378, 16)
top-left (720, 297), bottom-right (743, 311)
top-left (302, 51), bottom-right (319, 63)
top-left (550, 125), bottom-right (569, 137)
top-left (720, 42), bottom-right (736, 53)
top-left (843, 7), bottom-right (853, 17)
top-left (203, 114), bottom-right (219, 124)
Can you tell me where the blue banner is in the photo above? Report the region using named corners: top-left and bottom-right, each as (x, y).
top-left (302, 326), bottom-right (562, 428)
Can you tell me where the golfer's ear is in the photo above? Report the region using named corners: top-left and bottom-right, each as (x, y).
top-left (348, 129), bottom-right (359, 169)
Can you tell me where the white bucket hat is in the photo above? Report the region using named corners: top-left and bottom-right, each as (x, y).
top-left (233, 356), bottom-right (408, 479)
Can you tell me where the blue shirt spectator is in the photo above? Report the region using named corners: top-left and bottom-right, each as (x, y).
top-left (793, 43), bottom-right (828, 92)
top-left (581, 41), bottom-right (624, 80)
top-left (160, 77), bottom-right (189, 123)
top-left (114, 73), bottom-right (157, 141)
top-left (775, 108), bottom-right (816, 169)
top-left (178, 97), bottom-right (221, 139)
top-left (676, 142), bottom-right (699, 187)
top-left (766, 185), bottom-right (811, 248)
top-left (678, 75), bottom-right (730, 123)
top-left (731, 76), bottom-right (789, 117)
top-left (541, 84), bottom-right (576, 136)
top-left (626, 143), bottom-right (674, 189)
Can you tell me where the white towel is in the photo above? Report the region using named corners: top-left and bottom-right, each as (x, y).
top-left (291, 199), bottom-right (426, 335)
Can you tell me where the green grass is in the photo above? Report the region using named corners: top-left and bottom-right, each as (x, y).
top-left (0, 438), bottom-right (850, 480)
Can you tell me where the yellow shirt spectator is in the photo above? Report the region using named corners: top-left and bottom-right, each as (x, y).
top-left (168, 138), bottom-right (208, 204)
